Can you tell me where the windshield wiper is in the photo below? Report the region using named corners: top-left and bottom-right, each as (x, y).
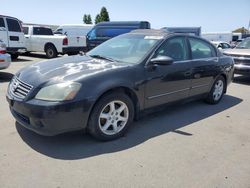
top-left (89, 55), bottom-right (117, 62)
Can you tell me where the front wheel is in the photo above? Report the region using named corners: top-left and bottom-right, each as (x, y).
top-left (205, 76), bottom-right (226, 104)
top-left (88, 92), bottom-right (134, 141)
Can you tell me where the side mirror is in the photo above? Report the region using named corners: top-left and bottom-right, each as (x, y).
top-left (150, 56), bottom-right (174, 65)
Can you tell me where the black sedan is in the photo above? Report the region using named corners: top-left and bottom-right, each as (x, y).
top-left (6, 29), bottom-right (234, 140)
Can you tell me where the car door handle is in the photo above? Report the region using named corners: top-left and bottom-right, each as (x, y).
top-left (184, 71), bottom-right (192, 76)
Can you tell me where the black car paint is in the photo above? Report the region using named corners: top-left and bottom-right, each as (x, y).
top-left (6, 32), bottom-right (234, 136)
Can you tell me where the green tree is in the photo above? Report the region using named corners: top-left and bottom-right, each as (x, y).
top-left (87, 14), bottom-right (92, 24)
top-left (83, 14), bottom-right (93, 24)
top-left (95, 14), bottom-right (101, 24)
top-left (95, 7), bottom-right (110, 24)
top-left (83, 14), bottom-right (88, 24)
top-left (100, 7), bottom-right (110, 22)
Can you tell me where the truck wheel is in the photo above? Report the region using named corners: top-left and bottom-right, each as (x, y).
top-left (45, 45), bottom-right (58, 59)
top-left (88, 92), bottom-right (134, 141)
top-left (11, 54), bottom-right (19, 60)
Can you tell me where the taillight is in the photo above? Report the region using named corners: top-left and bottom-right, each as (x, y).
top-left (63, 38), bottom-right (68, 45)
top-left (0, 50), bottom-right (6, 54)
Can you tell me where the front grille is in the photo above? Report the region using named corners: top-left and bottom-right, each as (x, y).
top-left (234, 59), bottom-right (250, 65)
top-left (9, 76), bottom-right (33, 99)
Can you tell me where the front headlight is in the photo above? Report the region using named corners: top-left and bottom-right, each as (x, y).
top-left (35, 82), bottom-right (81, 101)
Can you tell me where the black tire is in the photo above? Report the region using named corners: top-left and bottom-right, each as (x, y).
top-left (88, 92), bottom-right (135, 141)
top-left (10, 54), bottom-right (19, 60)
top-left (205, 75), bottom-right (226, 104)
top-left (45, 45), bottom-right (58, 59)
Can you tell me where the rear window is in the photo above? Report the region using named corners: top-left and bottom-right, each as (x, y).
top-left (0, 18), bottom-right (5, 28)
top-left (33, 27), bottom-right (53, 35)
top-left (6, 18), bottom-right (21, 32)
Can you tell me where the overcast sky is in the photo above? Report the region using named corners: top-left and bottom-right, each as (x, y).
top-left (1, 0), bottom-right (250, 32)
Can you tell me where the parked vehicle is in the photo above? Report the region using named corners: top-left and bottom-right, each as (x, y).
top-left (23, 25), bottom-right (86, 58)
top-left (0, 15), bottom-right (26, 60)
top-left (201, 32), bottom-right (233, 43)
top-left (223, 37), bottom-right (250, 75)
top-left (54, 24), bottom-right (93, 37)
top-left (0, 40), bottom-right (11, 69)
top-left (162, 27), bottom-right (201, 36)
top-left (7, 30), bottom-right (234, 140)
top-left (86, 21), bottom-right (151, 50)
top-left (211, 41), bottom-right (231, 51)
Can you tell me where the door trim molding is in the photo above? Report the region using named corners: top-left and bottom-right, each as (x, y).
top-left (147, 88), bottom-right (190, 100)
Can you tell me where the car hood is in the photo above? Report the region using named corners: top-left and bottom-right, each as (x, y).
top-left (223, 49), bottom-right (250, 56)
top-left (17, 55), bottom-right (131, 86)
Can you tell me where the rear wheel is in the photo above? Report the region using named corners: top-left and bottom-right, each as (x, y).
top-left (10, 54), bottom-right (19, 60)
top-left (45, 45), bottom-right (58, 58)
top-left (88, 92), bottom-right (134, 141)
top-left (205, 76), bottom-right (225, 104)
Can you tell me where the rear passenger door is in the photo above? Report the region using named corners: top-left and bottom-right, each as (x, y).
top-left (6, 18), bottom-right (25, 49)
top-left (188, 37), bottom-right (219, 96)
top-left (0, 17), bottom-right (8, 46)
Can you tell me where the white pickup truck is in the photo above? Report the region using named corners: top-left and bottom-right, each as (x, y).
top-left (23, 25), bottom-right (87, 58)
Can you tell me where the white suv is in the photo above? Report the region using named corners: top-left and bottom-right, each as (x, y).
top-left (0, 40), bottom-right (11, 70)
top-left (0, 15), bottom-right (26, 60)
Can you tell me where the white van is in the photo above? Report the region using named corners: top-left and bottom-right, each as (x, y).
top-left (0, 15), bottom-right (26, 60)
top-left (54, 24), bottom-right (93, 37)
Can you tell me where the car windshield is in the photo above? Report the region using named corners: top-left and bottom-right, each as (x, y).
top-left (87, 34), bottom-right (162, 64)
top-left (236, 38), bottom-right (250, 49)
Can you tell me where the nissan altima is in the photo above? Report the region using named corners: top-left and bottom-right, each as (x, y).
top-left (6, 29), bottom-right (234, 140)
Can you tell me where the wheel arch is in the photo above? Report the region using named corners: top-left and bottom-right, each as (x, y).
top-left (44, 42), bottom-right (57, 52)
top-left (89, 86), bottom-right (140, 122)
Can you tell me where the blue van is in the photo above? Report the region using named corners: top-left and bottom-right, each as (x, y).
top-left (86, 21), bottom-right (151, 50)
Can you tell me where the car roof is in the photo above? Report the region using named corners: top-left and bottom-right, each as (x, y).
top-left (129, 29), bottom-right (196, 38)
top-left (130, 29), bottom-right (171, 36)
top-left (0, 15), bottom-right (22, 22)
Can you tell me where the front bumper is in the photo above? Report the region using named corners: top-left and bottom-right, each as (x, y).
top-left (0, 53), bottom-right (11, 70)
top-left (62, 47), bottom-right (87, 54)
top-left (6, 95), bottom-right (92, 136)
top-left (234, 64), bottom-right (250, 75)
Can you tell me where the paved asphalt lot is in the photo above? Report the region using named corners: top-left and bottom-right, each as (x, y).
top-left (0, 54), bottom-right (250, 188)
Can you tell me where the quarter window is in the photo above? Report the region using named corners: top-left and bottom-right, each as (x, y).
top-left (154, 37), bottom-right (188, 61)
top-left (0, 18), bottom-right (5, 28)
top-left (6, 18), bottom-right (21, 32)
top-left (189, 38), bottom-right (216, 59)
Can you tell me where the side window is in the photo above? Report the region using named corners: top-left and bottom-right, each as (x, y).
top-left (54, 28), bottom-right (63, 34)
top-left (154, 37), bottom-right (188, 61)
top-left (222, 43), bottom-right (230, 49)
top-left (33, 27), bottom-right (53, 35)
top-left (189, 38), bottom-right (216, 59)
top-left (0, 18), bottom-right (5, 28)
top-left (87, 29), bottom-right (96, 39)
top-left (6, 18), bottom-right (21, 32)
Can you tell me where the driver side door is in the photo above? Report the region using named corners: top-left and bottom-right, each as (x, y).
top-left (144, 36), bottom-right (192, 109)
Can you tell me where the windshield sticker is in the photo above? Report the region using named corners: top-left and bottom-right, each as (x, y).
top-left (144, 36), bottom-right (164, 40)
